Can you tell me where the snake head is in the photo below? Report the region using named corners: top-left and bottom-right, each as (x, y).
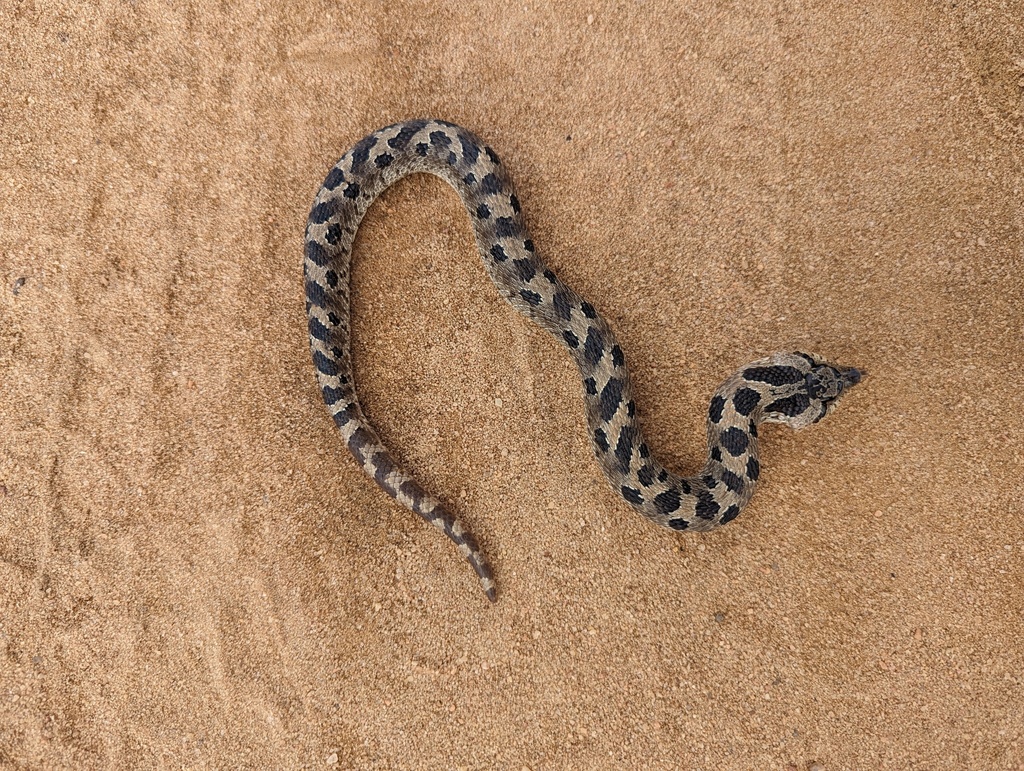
top-left (751, 351), bottom-right (863, 430)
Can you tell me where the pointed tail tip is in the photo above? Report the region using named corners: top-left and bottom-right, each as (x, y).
top-left (479, 574), bottom-right (497, 602)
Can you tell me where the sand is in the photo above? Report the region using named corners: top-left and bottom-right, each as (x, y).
top-left (1, 0), bottom-right (1023, 768)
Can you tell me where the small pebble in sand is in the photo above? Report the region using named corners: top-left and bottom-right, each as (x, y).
top-left (12, 277), bottom-right (26, 295)
top-left (326, 752), bottom-right (338, 765)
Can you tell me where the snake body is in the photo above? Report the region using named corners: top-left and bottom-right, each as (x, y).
top-left (304, 120), bottom-right (862, 601)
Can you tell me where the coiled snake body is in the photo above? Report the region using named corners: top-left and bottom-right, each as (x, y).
top-left (304, 120), bottom-right (862, 601)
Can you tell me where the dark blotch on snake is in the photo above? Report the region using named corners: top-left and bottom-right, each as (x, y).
top-left (308, 201), bottom-right (337, 226)
top-left (343, 182), bottom-right (360, 199)
top-left (637, 465), bottom-right (655, 486)
top-left (476, 204), bottom-right (491, 219)
top-left (429, 130), bottom-right (451, 148)
top-left (371, 452), bottom-right (397, 488)
top-left (327, 311), bottom-right (340, 326)
top-left (480, 173), bottom-right (502, 195)
top-left (695, 492), bottom-right (719, 520)
top-left (490, 244), bottom-right (508, 262)
top-left (485, 146), bottom-right (500, 164)
top-left (459, 135), bottom-right (480, 164)
top-left (710, 446), bottom-right (722, 463)
top-left (708, 395), bottom-right (726, 424)
top-left (495, 217), bottom-right (519, 238)
top-left (733, 387), bottom-right (761, 416)
top-left (720, 427), bottom-right (750, 457)
top-left (520, 290), bottom-right (542, 306)
top-left (510, 194), bottom-right (521, 213)
top-left (621, 486), bottom-right (644, 505)
top-left (543, 269), bottom-right (557, 283)
top-left (564, 330), bottom-right (580, 349)
top-left (584, 327), bottom-right (604, 365)
top-left (611, 345), bottom-right (624, 367)
top-left (325, 223), bottom-right (343, 244)
top-left (321, 386), bottom-right (344, 405)
top-left (346, 427), bottom-right (372, 462)
top-left (766, 393), bottom-right (811, 417)
top-left (668, 518), bottom-right (689, 531)
top-left (306, 281), bottom-right (328, 309)
top-left (593, 427), bottom-right (609, 453)
top-left (325, 270), bottom-right (338, 288)
top-left (374, 153), bottom-right (393, 168)
top-left (463, 173), bottom-right (476, 185)
top-left (312, 351), bottom-right (338, 377)
top-left (398, 480), bottom-right (423, 509)
top-left (514, 259), bottom-right (535, 282)
top-left (743, 365), bottom-right (804, 386)
top-left (598, 378), bottom-right (624, 422)
top-left (524, 239), bottom-right (535, 252)
top-left (746, 456), bottom-right (760, 481)
top-left (308, 317), bottom-right (330, 343)
top-left (654, 488), bottom-right (681, 515)
top-left (614, 426), bottom-right (636, 473)
top-left (349, 134), bottom-right (377, 172)
top-left (331, 405), bottom-right (354, 427)
top-left (720, 505), bottom-right (741, 524)
top-left (388, 121), bottom-right (427, 150)
top-left (720, 469), bottom-right (745, 494)
top-left (305, 240), bottom-right (330, 267)
top-left (581, 301), bottom-right (597, 319)
top-left (322, 167), bottom-right (345, 190)
top-left (553, 292), bottom-right (572, 320)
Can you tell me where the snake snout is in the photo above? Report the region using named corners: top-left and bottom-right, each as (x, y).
top-left (841, 367), bottom-right (863, 387)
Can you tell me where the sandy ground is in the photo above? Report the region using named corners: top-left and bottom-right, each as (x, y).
top-left (1, 0), bottom-right (1023, 768)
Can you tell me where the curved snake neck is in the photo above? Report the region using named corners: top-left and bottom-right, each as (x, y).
top-left (304, 119), bottom-right (861, 602)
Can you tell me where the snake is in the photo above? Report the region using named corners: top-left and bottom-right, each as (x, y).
top-left (304, 119), bottom-right (863, 602)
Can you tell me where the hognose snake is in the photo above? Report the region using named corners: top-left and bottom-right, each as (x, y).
top-left (304, 119), bottom-right (862, 601)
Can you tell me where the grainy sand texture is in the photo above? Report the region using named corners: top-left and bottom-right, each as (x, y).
top-left (2, 1), bottom-right (1023, 768)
